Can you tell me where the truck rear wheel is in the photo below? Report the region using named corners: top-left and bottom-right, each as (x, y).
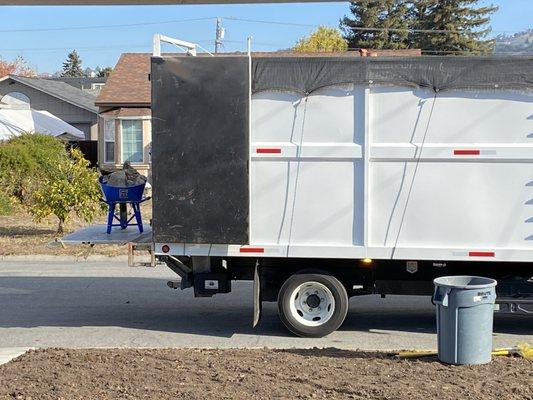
top-left (277, 272), bottom-right (348, 337)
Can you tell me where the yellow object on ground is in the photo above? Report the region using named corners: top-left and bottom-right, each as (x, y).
top-left (396, 343), bottom-right (532, 360)
top-left (396, 350), bottom-right (437, 359)
top-left (493, 343), bottom-right (533, 360)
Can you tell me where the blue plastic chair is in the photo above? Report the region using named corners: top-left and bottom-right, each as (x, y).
top-left (99, 176), bottom-right (150, 234)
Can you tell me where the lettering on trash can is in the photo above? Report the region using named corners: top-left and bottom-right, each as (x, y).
top-left (473, 290), bottom-right (491, 302)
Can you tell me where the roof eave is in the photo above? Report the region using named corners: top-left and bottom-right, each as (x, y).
top-left (96, 102), bottom-right (151, 108)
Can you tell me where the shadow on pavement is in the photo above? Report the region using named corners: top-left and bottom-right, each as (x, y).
top-left (0, 277), bottom-right (531, 338)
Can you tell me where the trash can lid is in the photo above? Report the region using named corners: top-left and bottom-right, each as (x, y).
top-left (433, 275), bottom-right (497, 289)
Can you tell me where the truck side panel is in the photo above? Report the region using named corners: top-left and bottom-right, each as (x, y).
top-left (151, 56), bottom-right (250, 244)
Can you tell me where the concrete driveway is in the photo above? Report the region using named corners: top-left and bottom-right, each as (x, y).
top-left (0, 259), bottom-right (531, 350)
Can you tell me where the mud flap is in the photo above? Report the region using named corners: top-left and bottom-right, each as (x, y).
top-left (253, 262), bottom-right (262, 328)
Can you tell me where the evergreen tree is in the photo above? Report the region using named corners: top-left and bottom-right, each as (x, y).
top-left (412, 0), bottom-right (498, 54)
top-left (97, 66), bottom-right (113, 78)
top-left (341, 0), bottom-right (411, 50)
top-left (61, 50), bottom-right (83, 77)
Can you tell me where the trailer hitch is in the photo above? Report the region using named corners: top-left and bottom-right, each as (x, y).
top-left (167, 280), bottom-right (181, 290)
top-left (163, 255), bottom-right (193, 289)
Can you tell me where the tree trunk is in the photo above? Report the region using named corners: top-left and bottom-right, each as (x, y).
top-left (57, 218), bottom-right (64, 236)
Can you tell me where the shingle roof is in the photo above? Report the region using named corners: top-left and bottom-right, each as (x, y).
top-left (6, 75), bottom-right (98, 113)
top-left (96, 53), bottom-right (151, 107)
top-left (49, 76), bottom-right (107, 90)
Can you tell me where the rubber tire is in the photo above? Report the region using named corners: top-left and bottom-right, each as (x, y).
top-left (277, 272), bottom-right (348, 338)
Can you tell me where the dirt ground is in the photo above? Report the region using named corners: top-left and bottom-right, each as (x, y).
top-left (0, 348), bottom-right (531, 400)
top-left (0, 202), bottom-right (152, 257)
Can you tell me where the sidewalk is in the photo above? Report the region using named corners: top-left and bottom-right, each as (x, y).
top-left (0, 254), bottom-right (128, 262)
top-left (0, 348), bottom-right (31, 366)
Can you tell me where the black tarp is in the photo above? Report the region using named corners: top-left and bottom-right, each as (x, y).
top-left (252, 56), bottom-right (533, 94)
top-left (151, 56), bottom-right (249, 244)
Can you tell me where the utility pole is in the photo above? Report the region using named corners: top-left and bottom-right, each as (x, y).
top-left (215, 17), bottom-right (224, 53)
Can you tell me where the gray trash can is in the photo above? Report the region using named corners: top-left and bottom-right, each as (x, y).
top-left (433, 276), bottom-right (497, 365)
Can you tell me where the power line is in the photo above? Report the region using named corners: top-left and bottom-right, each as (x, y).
top-left (3, 45), bottom-right (529, 56)
top-left (1, 36), bottom-right (529, 55)
top-left (0, 45), bottom-right (152, 53)
top-left (224, 16), bottom-right (316, 28)
top-left (0, 38), bottom-right (285, 54)
top-left (221, 39), bottom-right (284, 48)
top-left (0, 15), bottom-right (526, 56)
top-left (0, 14), bottom-right (520, 36)
top-left (0, 16), bottom-right (216, 33)
top-left (222, 16), bottom-right (518, 35)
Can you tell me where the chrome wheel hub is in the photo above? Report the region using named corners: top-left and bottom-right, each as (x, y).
top-left (289, 281), bottom-right (335, 327)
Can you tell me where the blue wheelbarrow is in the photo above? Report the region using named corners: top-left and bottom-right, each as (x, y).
top-left (99, 176), bottom-right (150, 234)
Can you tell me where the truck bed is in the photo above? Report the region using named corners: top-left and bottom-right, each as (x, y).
top-left (150, 55), bottom-right (533, 263)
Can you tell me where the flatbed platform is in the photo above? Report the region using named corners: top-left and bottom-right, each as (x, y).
top-left (60, 224), bottom-right (152, 245)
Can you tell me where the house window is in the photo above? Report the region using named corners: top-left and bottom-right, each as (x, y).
top-left (103, 119), bottom-right (115, 163)
top-left (121, 120), bottom-right (143, 163)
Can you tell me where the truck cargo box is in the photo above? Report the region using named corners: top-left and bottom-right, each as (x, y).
top-left (151, 54), bottom-right (533, 263)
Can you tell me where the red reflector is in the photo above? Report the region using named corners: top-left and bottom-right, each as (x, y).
top-left (256, 148), bottom-right (281, 154)
top-left (161, 245), bottom-right (170, 253)
top-left (239, 247), bottom-right (265, 253)
top-left (469, 251), bottom-right (494, 257)
top-left (454, 149), bottom-right (480, 156)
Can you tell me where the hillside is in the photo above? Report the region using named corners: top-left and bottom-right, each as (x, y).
top-left (495, 29), bottom-right (533, 54)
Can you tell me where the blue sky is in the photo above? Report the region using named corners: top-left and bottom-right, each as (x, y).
top-left (1, 0), bottom-right (531, 73)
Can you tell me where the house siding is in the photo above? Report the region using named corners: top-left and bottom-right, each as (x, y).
top-left (0, 79), bottom-right (98, 140)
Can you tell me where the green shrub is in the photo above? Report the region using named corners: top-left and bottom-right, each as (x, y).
top-left (28, 148), bottom-right (103, 234)
top-left (0, 133), bottom-right (65, 202)
top-left (0, 134), bottom-right (103, 233)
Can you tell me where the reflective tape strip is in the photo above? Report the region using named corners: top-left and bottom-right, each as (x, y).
top-left (468, 251), bottom-right (495, 257)
top-left (454, 149), bottom-right (480, 156)
top-left (453, 251), bottom-right (495, 257)
top-left (239, 247), bottom-right (265, 253)
top-left (256, 148), bottom-right (281, 154)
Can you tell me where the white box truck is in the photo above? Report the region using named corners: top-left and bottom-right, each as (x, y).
top-left (66, 43), bottom-right (533, 337)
